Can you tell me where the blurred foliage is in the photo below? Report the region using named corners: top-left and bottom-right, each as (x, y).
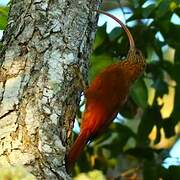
top-left (74, 170), bottom-right (105, 180)
top-left (0, 5), bottom-right (9, 30)
top-left (0, 0), bottom-right (180, 179)
top-left (0, 166), bottom-right (36, 180)
top-left (75, 0), bottom-right (180, 179)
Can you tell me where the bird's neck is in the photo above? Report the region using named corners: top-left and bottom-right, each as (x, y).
top-left (120, 60), bottom-right (144, 83)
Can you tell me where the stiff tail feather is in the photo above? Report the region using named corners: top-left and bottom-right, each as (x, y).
top-left (66, 130), bottom-right (90, 171)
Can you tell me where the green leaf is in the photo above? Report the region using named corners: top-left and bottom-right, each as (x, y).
top-left (137, 105), bottom-right (162, 145)
top-left (168, 166), bottom-right (180, 180)
top-left (0, 15), bottom-right (7, 30)
top-left (93, 23), bottom-right (107, 49)
top-left (89, 54), bottom-right (116, 82)
top-left (0, 6), bottom-right (9, 30)
top-left (130, 78), bottom-right (148, 109)
top-left (120, 97), bottom-right (139, 119)
top-left (143, 160), bottom-right (162, 180)
top-left (162, 117), bottom-right (176, 138)
top-left (142, 4), bottom-right (156, 18)
top-left (164, 24), bottom-right (180, 49)
top-left (155, 0), bottom-right (171, 19)
top-left (108, 27), bottom-right (122, 41)
top-left (0, 6), bottom-right (9, 16)
top-left (126, 147), bottom-right (155, 160)
top-left (153, 39), bottom-right (164, 60)
top-left (152, 78), bottom-right (168, 97)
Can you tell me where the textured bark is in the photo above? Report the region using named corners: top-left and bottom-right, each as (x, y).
top-left (0, 0), bottom-right (101, 179)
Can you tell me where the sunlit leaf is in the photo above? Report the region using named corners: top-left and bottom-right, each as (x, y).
top-left (0, 6), bottom-right (9, 30)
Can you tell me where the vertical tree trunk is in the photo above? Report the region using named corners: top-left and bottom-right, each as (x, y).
top-left (0, 0), bottom-right (101, 179)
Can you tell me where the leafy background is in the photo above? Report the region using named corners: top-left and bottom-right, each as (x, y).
top-left (74, 0), bottom-right (180, 179)
top-left (0, 0), bottom-right (180, 179)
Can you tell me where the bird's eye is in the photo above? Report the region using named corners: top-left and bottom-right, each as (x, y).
top-left (135, 50), bottom-right (141, 56)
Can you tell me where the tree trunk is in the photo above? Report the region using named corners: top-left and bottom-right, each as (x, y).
top-left (0, 0), bottom-right (101, 179)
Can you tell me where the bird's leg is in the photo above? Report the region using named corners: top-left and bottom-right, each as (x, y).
top-left (73, 65), bottom-right (89, 92)
top-left (70, 65), bottom-right (88, 132)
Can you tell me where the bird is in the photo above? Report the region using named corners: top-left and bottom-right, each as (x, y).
top-left (66, 9), bottom-right (146, 171)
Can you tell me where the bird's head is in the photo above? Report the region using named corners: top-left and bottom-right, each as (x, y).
top-left (127, 48), bottom-right (146, 71)
top-left (96, 10), bottom-right (146, 81)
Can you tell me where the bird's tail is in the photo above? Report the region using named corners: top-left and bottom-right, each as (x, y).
top-left (65, 130), bottom-right (90, 172)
